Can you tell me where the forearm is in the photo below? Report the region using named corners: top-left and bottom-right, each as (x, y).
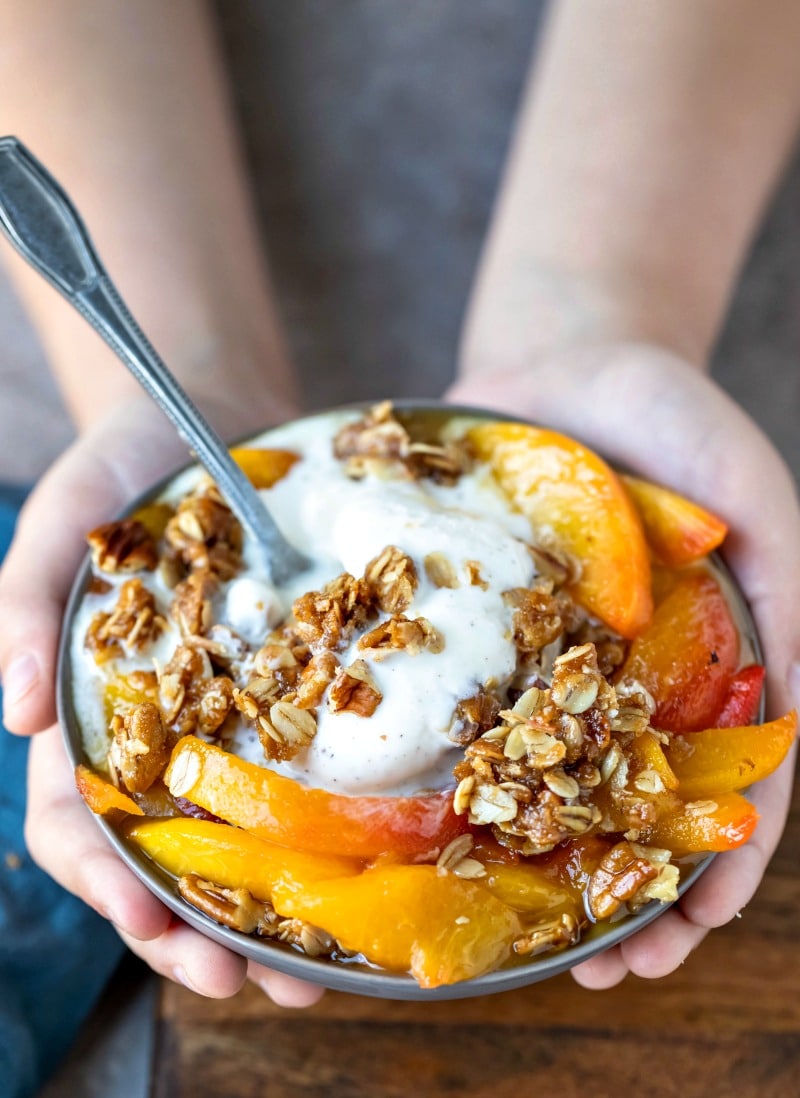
top-left (0, 0), bottom-right (296, 435)
top-left (461, 0), bottom-right (800, 377)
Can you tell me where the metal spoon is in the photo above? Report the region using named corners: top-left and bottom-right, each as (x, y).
top-left (0, 136), bottom-right (308, 584)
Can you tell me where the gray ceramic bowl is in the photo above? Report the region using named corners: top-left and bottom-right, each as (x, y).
top-left (57, 402), bottom-right (763, 1000)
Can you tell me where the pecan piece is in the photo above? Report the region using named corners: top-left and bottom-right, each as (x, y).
top-left (327, 660), bottom-right (382, 717)
top-left (294, 651), bottom-right (339, 709)
top-left (447, 691), bottom-right (501, 746)
top-left (108, 701), bottom-right (171, 793)
top-left (87, 519), bottom-right (158, 574)
top-left (357, 614), bottom-right (443, 659)
top-left (170, 571), bottom-right (218, 637)
top-left (586, 840), bottom-right (661, 920)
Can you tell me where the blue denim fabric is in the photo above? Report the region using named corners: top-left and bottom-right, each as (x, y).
top-left (0, 487), bottom-right (125, 1098)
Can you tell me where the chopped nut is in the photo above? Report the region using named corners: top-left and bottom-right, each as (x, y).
top-left (327, 660), bottom-right (383, 717)
top-left (424, 552), bottom-right (459, 589)
top-left (586, 840), bottom-right (660, 920)
top-left (513, 913), bottom-right (579, 957)
top-left (171, 572), bottom-right (217, 637)
top-left (447, 691), bottom-right (501, 746)
top-left (294, 651), bottom-right (339, 709)
top-left (365, 545), bottom-right (418, 613)
top-left (465, 560), bottom-right (488, 590)
top-left (87, 519), bottom-right (158, 573)
top-left (108, 702), bottom-right (171, 793)
top-left (358, 614), bottom-right (444, 658)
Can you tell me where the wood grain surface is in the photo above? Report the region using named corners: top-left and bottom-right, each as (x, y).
top-left (151, 777), bottom-right (800, 1098)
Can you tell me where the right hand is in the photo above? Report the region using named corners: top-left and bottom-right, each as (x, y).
top-left (0, 398), bottom-right (322, 1006)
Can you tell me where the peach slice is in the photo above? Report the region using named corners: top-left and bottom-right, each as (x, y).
top-left (271, 864), bottom-right (523, 988)
top-left (468, 422), bottom-right (652, 637)
top-left (667, 711), bottom-right (797, 799)
top-left (75, 764), bottom-right (144, 817)
top-left (644, 792), bottom-right (759, 854)
top-left (124, 817), bottom-right (361, 900)
top-left (618, 570), bottom-right (740, 732)
top-left (229, 447), bottom-right (299, 489)
top-left (622, 475), bottom-right (727, 567)
top-left (164, 738), bottom-right (467, 861)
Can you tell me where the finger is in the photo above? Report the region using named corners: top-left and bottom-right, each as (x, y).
top-left (618, 907), bottom-right (708, 979)
top-left (570, 944), bottom-right (629, 989)
top-left (25, 725), bottom-right (170, 940)
top-left (247, 962), bottom-right (326, 1008)
top-left (117, 921), bottom-right (248, 999)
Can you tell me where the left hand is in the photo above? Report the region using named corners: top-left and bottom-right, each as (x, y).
top-left (449, 342), bottom-right (800, 988)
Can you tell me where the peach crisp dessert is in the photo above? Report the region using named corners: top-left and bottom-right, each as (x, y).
top-left (68, 402), bottom-right (795, 989)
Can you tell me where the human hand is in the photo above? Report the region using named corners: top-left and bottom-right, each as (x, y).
top-left (448, 343), bottom-right (800, 988)
top-left (0, 398), bottom-right (322, 1007)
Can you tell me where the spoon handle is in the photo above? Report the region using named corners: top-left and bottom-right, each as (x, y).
top-left (0, 136), bottom-right (305, 583)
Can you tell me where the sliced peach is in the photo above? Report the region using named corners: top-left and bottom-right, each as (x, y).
top-left (124, 817), bottom-right (361, 900)
top-left (131, 501), bottom-right (174, 540)
top-left (618, 570), bottom-right (740, 732)
top-left (229, 447), bottom-right (299, 489)
top-left (667, 711), bottom-right (796, 799)
top-left (164, 738), bottom-right (467, 861)
top-left (468, 422), bottom-right (651, 637)
top-left (75, 764), bottom-right (144, 817)
top-left (271, 864), bottom-right (522, 988)
top-left (644, 792), bottom-right (759, 854)
top-left (103, 670), bottom-right (159, 724)
top-left (622, 475), bottom-right (727, 567)
top-left (482, 861), bottom-right (580, 920)
top-left (629, 730), bottom-right (680, 792)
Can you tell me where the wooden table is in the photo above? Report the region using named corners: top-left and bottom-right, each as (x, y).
top-left (151, 778), bottom-right (800, 1098)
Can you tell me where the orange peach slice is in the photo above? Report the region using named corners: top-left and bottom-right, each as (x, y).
top-left (622, 475), bottom-right (727, 567)
top-left (644, 792), bottom-right (759, 854)
top-left (164, 738), bottom-right (466, 861)
top-left (667, 711), bottom-right (797, 799)
top-left (468, 422), bottom-right (651, 637)
top-left (229, 447), bottom-right (299, 489)
top-left (124, 817), bottom-right (361, 900)
top-left (75, 764), bottom-right (144, 817)
top-left (271, 864), bottom-right (523, 988)
top-left (619, 570), bottom-right (740, 732)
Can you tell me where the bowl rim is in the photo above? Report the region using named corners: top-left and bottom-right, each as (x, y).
top-left (56, 399), bottom-right (764, 1000)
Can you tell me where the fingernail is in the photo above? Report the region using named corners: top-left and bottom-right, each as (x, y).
top-left (172, 961), bottom-right (204, 996)
top-left (1, 653), bottom-right (38, 709)
top-left (173, 964), bottom-right (201, 993)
